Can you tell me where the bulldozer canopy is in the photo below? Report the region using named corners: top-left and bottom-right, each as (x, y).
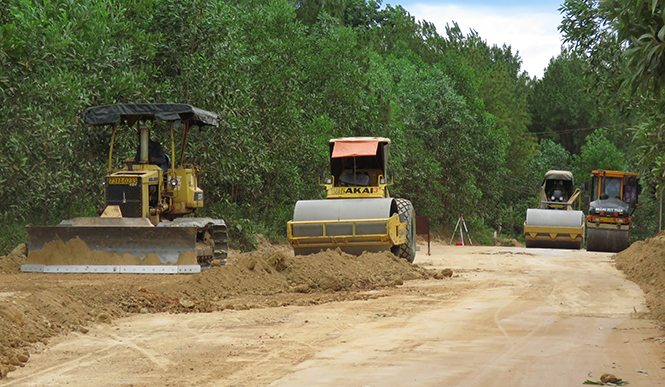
top-left (83, 103), bottom-right (219, 128)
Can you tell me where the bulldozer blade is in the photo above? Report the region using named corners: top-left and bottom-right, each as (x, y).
top-left (586, 228), bottom-right (630, 252)
top-left (23, 223), bottom-right (200, 273)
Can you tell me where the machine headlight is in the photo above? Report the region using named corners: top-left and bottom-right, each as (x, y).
top-left (325, 178), bottom-right (332, 184)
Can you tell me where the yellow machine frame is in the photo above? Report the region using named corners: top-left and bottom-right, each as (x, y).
top-left (524, 170), bottom-right (585, 249)
top-left (287, 137), bottom-right (416, 260)
top-left (103, 119), bottom-right (205, 225)
top-left (287, 213), bottom-right (406, 250)
top-left (23, 104), bottom-right (228, 274)
top-left (323, 173), bottom-right (391, 199)
top-left (523, 225), bottom-right (585, 245)
top-left (586, 170), bottom-right (639, 227)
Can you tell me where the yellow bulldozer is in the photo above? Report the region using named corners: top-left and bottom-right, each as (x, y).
top-left (585, 170), bottom-right (640, 252)
top-left (523, 170), bottom-right (585, 249)
top-left (287, 137), bottom-right (416, 262)
top-left (22, 104), bottom-right (228, 274)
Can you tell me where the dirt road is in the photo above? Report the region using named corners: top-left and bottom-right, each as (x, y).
top-left (1, 243), bottom-right (663, 386)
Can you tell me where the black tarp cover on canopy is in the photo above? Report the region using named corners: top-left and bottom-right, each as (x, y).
top-left (83, 103), bottom-right (219, 127)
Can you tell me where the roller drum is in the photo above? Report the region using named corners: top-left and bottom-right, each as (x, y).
top-left (524, 238), bottom-right (583, 250)
top-left (291, 198), bottom-right (397, 256)
top-left (586, 228), bottom-right (630, 252)
top-left (293, 198), bottom-right (395, 221)
top-left (524, 209), bottom-right (585, 249)
top-left (525, 209), bottom-right (584, 228)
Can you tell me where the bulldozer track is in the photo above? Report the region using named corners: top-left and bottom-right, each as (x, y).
top-left (212, 224), bottom-right (228, 260)
top-left (195, 222), bottom-right (228, 268)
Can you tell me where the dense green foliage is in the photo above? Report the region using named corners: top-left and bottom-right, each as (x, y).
top-left (572, 129), bottom-right (626, 183)
top-left (559, 0), bottom-right (664, 238)
top-left (528, 50), bottom-right (596, 154)
top-left (0, 0), bottom-right (663, 253)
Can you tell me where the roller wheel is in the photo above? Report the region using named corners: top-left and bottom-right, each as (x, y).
top-left (394, 198), bottom-right (416, 263)
top-left (586, 228), bottom-right (629, 252)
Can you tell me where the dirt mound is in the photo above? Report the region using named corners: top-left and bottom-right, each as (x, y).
top-left (0, 245), bottom-right (437, 378)
top-left (0, 244), bottom-right (25, 274)
top-left (615, 235), bottom-right (665, 320)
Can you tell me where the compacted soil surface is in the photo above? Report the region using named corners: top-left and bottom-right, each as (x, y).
top-left (1, 236), bottom-right (665, 386)
top-left (0, 241), bottom-right (438, 380)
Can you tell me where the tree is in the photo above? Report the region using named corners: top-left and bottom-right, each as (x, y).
top-left (0, 0), bottom-right (163, 223)
top-left (560, 0), bottom-right (665, 190)
top-left (386, 55), bottom-right (509, 225)
top-left (442, 24), bottom-right (536, 177)
top-left (572, 129), bottom-right (626, 184)
top-left (528, 50), bottom-right (599, 154)
top-left (495, 139), bottom-right (572, 236)
top-left (602, 0), bottom-right (665, 94)
top-left (294, 0), bottom-right (346, 26)
top-left (530, 139), bottom-right (572, 180)
top-left (633, 119), bottom-right (665, 190)
top-left (0, 0), bottom-right (548, 251)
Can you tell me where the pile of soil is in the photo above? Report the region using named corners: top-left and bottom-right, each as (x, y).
top-left (0, 241), bottom-right (442, 378)
top-left (0, 244), bottom-right (24, 274)
top-left (615, 232), bottom-right (665, 321)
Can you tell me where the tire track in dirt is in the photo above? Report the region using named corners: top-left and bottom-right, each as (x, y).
top-left (0, 339), bottom-right (123, 386)
top-left (0, 243), bottom-right (440, 379)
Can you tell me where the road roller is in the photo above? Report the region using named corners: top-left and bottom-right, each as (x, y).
top-left (524, 170), bottom-right (585, 249)
top-left (586, 170), bottom-right (640, 252)
top-left (287, 137), bottom-right (416, 262)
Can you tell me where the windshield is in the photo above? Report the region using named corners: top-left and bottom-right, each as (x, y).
top-left (603, 177), bottom-right (622, 200)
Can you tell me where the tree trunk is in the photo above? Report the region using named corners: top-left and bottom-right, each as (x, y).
top-left (658, 189), bottom-right (663, 232)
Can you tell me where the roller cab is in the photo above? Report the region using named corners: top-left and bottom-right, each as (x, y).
top-left (287, 138), bottom-right (416, 262)
top-left (524, 170), bottom-right (585, 249)
top-left (585, 170), bottom-right (640, 252)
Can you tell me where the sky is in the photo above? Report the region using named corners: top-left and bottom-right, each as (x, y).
top-left (392, 0), bottom-right (566, 78)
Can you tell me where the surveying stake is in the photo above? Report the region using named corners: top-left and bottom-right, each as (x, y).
top-left (450, 213), bottom-right (473, 246)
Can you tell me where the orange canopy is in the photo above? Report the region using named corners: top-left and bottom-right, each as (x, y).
top-left (331, 141), bottom-right (378, 158)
